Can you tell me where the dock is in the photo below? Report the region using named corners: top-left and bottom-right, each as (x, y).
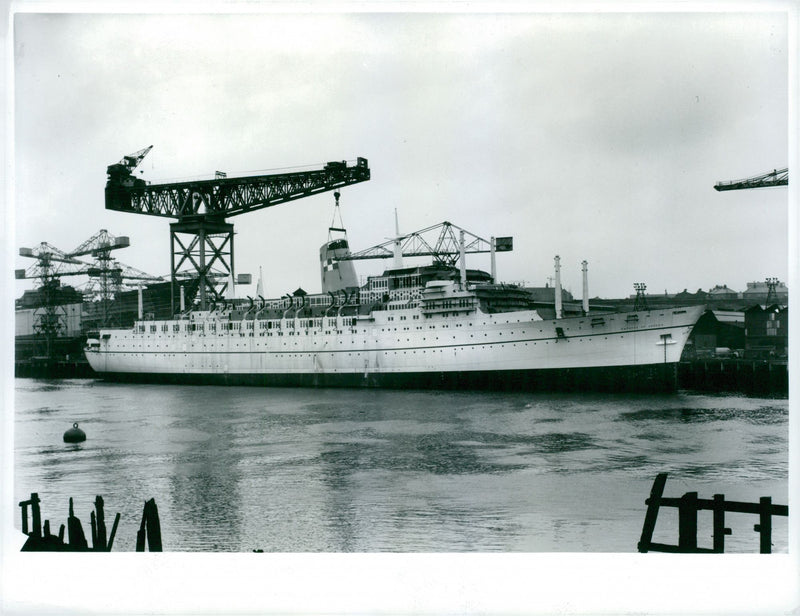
top-left (15, 358), bottom-right (96, 379)
top-left (14, 353), bottom-right (788, 396)
top-left (678, 358), bottom-right (788, 396)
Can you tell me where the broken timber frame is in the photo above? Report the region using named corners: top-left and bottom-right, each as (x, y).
top-left (638, 473), bottom-right (788, 554)
top-left (19, 492), bottom-right (121, 552)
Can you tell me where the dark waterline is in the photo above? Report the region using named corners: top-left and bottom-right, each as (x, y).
top-left (14, 378), bottom-right (788, 552)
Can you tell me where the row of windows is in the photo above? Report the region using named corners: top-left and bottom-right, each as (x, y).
top-left (111, 335), bottom-right (635, 361)
top-left (133, 320), bottom-right (629, 341)
top-left (114, 333), bottom-right (635, 354)
top-left (134, 315), bottom-right (655, 341)
top-left (138, 316), bottom-right (359, 334)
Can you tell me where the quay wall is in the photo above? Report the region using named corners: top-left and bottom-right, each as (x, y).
top-left (14, 354), bottom-right (788, 397)
top-left (678, 359), bottom-right (788, 396)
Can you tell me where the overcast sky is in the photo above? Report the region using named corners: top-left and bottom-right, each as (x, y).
top-left (10, 8), bottom-right (793, 300)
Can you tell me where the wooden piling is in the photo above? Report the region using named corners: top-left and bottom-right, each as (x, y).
top-left (678, 492), bottom-right (699, 551)
top-left (95, 495), bottom-right (107, 550)
top-left (136, 513), bottom-right (146, 552)
top-left (90, 511), bottom-right (97, 549)
top-left (136, 498), bottom-right (163, 552)
top-left (145, 499), bottom-right (162, 552)
top-left (18, 494), bottom-right (40, 536)
top-left (107, 512), bottom-right (121, 551)
top-left (67, 497), bottom-right (88, 550)
top-left (637, 473), bottom-right (667, 552)
top-left (30, 494), bottom-right (42, 539)
top-left (757, 496), bottom-right (773, 554)
top-left (712, 494), bottom-right (728, 553)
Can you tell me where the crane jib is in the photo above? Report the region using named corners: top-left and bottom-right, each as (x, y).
top-left (105, 157), bottom-right (370, 219)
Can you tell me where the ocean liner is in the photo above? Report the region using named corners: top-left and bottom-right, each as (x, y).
top-left (85, 220), bottom-right (704, 392)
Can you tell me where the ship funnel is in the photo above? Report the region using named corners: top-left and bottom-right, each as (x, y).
top-left (392, 208), bottom-right (404, 269)
top-left (459, 230), bottom-right (467, 289)
top-left (554, 255), bottom-right (563, 319)
top-left (320, 238), bottom-right (359, 294)
top-left (581, 260), bottom-right (589, 315)
top-left (321, 191), bottom-right (360, 294)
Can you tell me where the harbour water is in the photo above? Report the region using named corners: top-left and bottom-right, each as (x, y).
top-left (13, 378), bottom-right (788, 553)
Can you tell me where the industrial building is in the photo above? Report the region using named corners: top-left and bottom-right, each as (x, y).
top-left (744, 304), bottom-right (789, 358)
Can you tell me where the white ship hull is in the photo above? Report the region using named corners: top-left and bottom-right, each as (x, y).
top-left (85, 303), bottom-right (705, 392)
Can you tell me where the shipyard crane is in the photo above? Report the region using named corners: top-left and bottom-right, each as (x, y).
top-left (68, 229), bottom-right (162, 326)
top-left (106, 145), bottom-right (153, 184)
top-left (338, 220), bottom-right (513, 283)
top-left (714, 168), bottom-right (788, 191)
top-left (105, 146), bottom-right (371, 311)
top-left (82, 260), bottom-right (165, 327)
top-left (16, 243), bottom-right (91, 358)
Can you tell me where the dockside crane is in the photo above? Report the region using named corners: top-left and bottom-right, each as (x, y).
top-left (16, 243), bottom-right (91, 358)
top-left (68, 229), bottom-right (162, 326)
top-left (338, 221), bottom-right (513, 283)
top-left (105, 147), bottom-right (371, 311)
top-left (714, 168), bottom-right (788, 191)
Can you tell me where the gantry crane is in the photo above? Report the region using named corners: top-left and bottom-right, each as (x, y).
top-left (714, 168), bottom-right (788, 191)
top-left (105, 146), bottom-right (370, 311)
top-left (68, 229), bottom-right (162, 326)
top-left (16, 243), bottom-right (91, 358)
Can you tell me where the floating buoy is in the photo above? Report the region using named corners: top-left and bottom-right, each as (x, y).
top-left (63, 422), bottom-right (86, 443)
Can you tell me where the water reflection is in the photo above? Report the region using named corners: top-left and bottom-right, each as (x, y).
top-left (166, 406), bottom-right (245, 551)
top-left (14, 380), bottom-right (789, 552)
top-left (618, 405), bottom-right (788, 424)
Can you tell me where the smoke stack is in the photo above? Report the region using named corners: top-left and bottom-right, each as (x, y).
top-left (392, 209), bottom-right (403, 269)
top-left (321, 191), bottom-right (360, 294)
top-left (490, 236), bottom-right (496, 283)
top-left (581, 260), bottom-right (589, 315)
top-left (554, 255), bottom-right (562, 319)
top-left (225, 271), bottom-right (236, 301)
top-left (320, 238), bottom-right (359, 294)
top-left (137, 283), bottom-right (143, 320)
top-left (180, 285), bottom-right (185, 312)
top-left (459, 229), bottom-right (467, 289)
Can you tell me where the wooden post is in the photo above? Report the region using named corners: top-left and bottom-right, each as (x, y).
top-left (136, 499), bottom-right (163, 552)
top-left (145, 499), bottom-right (163, 552)
top-left (67, 497), bottom-right (88, 550)
top-left (712, 494), bottom-right (729, 553)
top-left (30, 493), bottom-right (42, 539)
top-left (19, 502), bottom-right (29, 535)
top-left (638, 473), bottom-right (668, 552)
top-left (90, 511), bottom-right (97, 549)
top-left (756, 496), bottom-right (773, 554)
top-left (678, 492), bottom-right (699, 552)
top-left (95, 495), bottom-right (107, 550)
top-left (107, 513), bottom-right (121, 551)
top-left (136, 507), bottom-right (146, 552)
